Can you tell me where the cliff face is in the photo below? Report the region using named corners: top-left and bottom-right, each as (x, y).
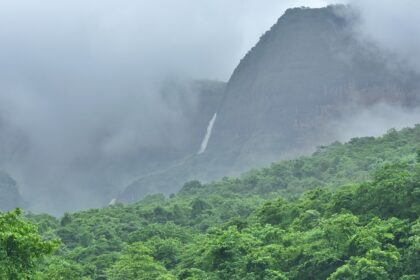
top-left (120, 6), bottom-right (420, 202)
top-left (206, 6), bottom-right (419, 174)
top-left (159, 80), bottom-right (226, 158)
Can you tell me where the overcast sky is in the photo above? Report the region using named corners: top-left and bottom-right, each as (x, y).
top-left (0, 0), bottom-right (335, 81)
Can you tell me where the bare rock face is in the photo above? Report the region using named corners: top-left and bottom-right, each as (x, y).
top-left (120, 6), bottom-right (420, 203)
top-left (206, 6), bottom-right (419, 173)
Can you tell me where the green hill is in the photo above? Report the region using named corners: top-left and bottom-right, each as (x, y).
top-left (1, 125), bottom-right (416, 279)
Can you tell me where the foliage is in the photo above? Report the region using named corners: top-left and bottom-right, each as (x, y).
top-left (1, 125), bottom-right (420, 279)
top-left (106, 243), bottom-right (174, 280)
top-left (0, 209), bottom-right (59, 279)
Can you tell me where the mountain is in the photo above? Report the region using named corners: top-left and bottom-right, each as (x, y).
top-left (0, 171), bottom-right (24, 211)
top-left (207, 6), bottom-right (419, 172)
top-left (120, 5), bottom-right (420, 203)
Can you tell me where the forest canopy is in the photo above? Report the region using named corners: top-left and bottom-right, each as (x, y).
top-left (1, 125), bottom-right (420, 279)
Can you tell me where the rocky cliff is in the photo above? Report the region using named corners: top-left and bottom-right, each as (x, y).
top-left (121, 6), bottom-right (420, 202)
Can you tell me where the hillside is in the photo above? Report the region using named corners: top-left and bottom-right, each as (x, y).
top-left (4, 124), bottom-right (415, 279)
top-left (121, 6), bottom-right (420, 202)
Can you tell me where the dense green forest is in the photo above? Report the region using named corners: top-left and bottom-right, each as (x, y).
top-left (1, 125), bottom-right (420, 279)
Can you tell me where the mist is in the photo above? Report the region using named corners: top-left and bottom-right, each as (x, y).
top-left (341, 0), bottom-right (420, 73)
top-left (331, 103), bottom-right (420, 142)
top-left (0, 0), bottom-right (331, 214)
top-left (330, 0), bottom-right (420, 143)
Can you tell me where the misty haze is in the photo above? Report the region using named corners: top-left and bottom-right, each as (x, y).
top-left (1, 1), bottom-right (420, 279)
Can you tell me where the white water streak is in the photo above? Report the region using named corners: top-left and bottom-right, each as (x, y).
top-left (198, 113), bottom-right (217, 154)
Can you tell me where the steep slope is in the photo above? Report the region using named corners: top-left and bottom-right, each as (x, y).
top-left (120, 5), bottom-right (420, 202)
top-left (159, 80), bottom-right (226, 158)
top-left (207, 5), bottom-right (419, 173)
top-left (111, 79), bottom-right (226, 179)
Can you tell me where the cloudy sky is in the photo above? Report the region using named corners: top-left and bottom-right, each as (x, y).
top-left (0, 0), bottom-right (335, 81)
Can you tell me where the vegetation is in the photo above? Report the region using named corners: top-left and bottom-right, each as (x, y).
top-left (1, 125), bottom-right (420, 279)
top-left (0, 209), bottom-right (58, 279)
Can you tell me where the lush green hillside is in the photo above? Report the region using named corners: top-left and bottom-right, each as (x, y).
top-left (1, 125), bottom-right (420, 279)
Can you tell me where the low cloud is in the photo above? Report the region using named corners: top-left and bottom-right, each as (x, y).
top-left (332, 103), bottom-right (420, 142)
top-left (340, 0), bottom-right (420, 73)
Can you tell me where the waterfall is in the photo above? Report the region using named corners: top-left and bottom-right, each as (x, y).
top-left (198, 113), bottom-right (217, 154)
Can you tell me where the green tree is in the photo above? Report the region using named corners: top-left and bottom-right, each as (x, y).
top-left (328, 258), bottom-right (389, 280)
top-left (106, 242), bottom-right (174, 280)
top-left (0, 209), bottom-right (59, 279)
top-left (34, 256), bottom-right (90, 280)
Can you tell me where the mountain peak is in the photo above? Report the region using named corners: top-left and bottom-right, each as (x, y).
top-left (121, 5), bottom-right (420, 202)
